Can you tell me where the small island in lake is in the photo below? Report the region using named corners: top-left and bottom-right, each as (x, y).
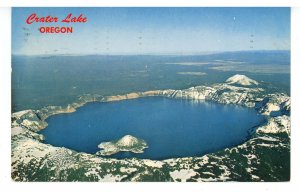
top-left (97, 135), bottom-right (148, 156)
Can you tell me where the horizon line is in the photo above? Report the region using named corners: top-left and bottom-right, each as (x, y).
top-left (12, 49), bottom-right (290, 57)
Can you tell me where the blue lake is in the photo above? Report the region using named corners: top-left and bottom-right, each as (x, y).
top-left (41, 97), bottom-right (265, 160)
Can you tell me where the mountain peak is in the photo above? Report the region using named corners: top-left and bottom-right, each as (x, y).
top-left (226, 74), bottom-right (258, 86)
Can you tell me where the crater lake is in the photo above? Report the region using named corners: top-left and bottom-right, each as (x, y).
top-left (40, 97), bottom-right (266, 160)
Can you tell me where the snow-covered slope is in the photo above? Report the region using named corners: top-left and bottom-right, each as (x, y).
top-left (226, 74), bottom-right (258, 86)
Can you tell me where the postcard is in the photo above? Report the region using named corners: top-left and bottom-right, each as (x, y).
top-left (11, 7), bottom-right (290, 182)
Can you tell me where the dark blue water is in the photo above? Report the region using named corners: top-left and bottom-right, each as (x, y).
top-left (41, 97), bottom-right (265, 160)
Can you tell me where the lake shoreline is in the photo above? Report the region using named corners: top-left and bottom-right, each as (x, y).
top-left (11, 75), bottom-right (291, 181)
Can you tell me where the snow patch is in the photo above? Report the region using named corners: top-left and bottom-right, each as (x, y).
top-left (170, 169), bottom-right (198, 182)
top-left (143, 160), bottom-right (165, 168)
top-left (120, 167), bottom-right (137, 173)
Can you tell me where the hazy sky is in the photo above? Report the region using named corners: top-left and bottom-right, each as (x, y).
top-left (12, 7), bottom-right (290, 55)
